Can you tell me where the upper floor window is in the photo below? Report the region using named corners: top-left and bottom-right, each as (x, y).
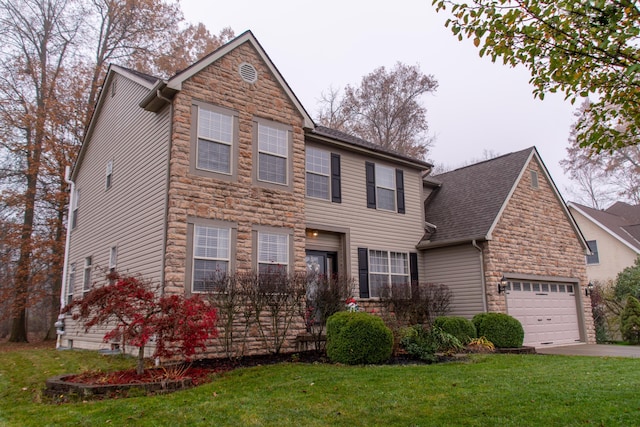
top-left (71, 188), bottom-right (79, 229)
top-left (193, 225), bottom-right (230, 292)
top-left (306, 147), bottom-right (341, 202)
top-left (83, 256), bottom-right (92, 292)
top-left (530, 170), bottom-right (539, 189)
top-left (105, 160), bottom-right (113, 189)
top-left (196, 107), bottom-right (233, 174)
top-left (365, 162), bottom-right (405, 213)
top-left (257, 122), bottom-right (288, 185)
top-left (258, 232), bottom-right (289, 275)
top-left (586, 240), bottom-right (599, 264)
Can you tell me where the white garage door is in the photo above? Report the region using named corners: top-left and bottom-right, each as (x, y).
top-left (506, 281), bottom-right (581, 347)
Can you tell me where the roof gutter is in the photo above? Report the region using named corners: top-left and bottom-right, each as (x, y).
top-left (416, 235), bottom-right (488, 250)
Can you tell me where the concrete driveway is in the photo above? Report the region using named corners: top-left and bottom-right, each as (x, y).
top-left (536, 344), bottom-right (640, 358)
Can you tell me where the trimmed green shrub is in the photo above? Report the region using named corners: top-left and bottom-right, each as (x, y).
top-left (326, 311), bottom-right (393, 364)
top-left (621, 295), bottom-right (640, 344)
top-left (400, 325), bottom-right (462, 362)
top-left (433, 316), bottom-right (476, 344)
top-left (472, 312), bottom-right (524, 348)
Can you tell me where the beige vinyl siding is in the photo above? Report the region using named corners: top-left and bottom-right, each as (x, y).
top-left (305, 141), bottom-right (425, 290)
top-left (422, 245), bottom-right (485, 318)
top-left (63, 73), bottom-right (170, 349)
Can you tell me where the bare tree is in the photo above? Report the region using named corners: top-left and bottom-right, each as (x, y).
top-left (317, 62), bottom-right (438, 160)
top-left (562, 101), bottom-right (640, 208)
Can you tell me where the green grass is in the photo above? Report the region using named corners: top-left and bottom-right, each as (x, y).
top-left (1, 344), bottom-right (639, 426)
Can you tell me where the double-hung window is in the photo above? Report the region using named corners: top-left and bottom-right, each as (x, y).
top-left (71, 188), bottom-right (79, 229)
top-left (375, 165), bottom-right (396, 211)
top-left (192, 225), bottom-right (230, 292)
top-left (83, 257), bottom-right (92, 292)
top-left (105, 160), bottom-right (113, 189)
top-left (196, 107), bottom-right (233, 174)
top-left (257, 122), bottom-right (288, 185)
top-left (257, 232), bottom-right (289, 275)
top-left (67, 263), bottom-right (76, 305)
top-left (365, 162), bottom-right (405, 213)
top-left (306, 147), bottom-right (330, 199)
top-left (368, 250), bottom-right (409, 298)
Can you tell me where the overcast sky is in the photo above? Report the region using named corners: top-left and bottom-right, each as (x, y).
top-left (180, 0), bottom-right (579, 196)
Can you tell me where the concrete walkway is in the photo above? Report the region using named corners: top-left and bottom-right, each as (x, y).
top-left (536, 344), bottom-right (640, 358)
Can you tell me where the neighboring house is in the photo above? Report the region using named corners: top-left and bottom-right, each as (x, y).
top-left (58, 31), bottom-right (595, 353)
top-left (568, 201), bottom-right (640, 284)
top-left (419, 148), bottom-right (595, 347)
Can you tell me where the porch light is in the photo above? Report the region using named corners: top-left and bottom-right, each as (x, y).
top-left (498, 276), bottom-right (508, 294)
top-left (585, 282), bottom-right (594, 297)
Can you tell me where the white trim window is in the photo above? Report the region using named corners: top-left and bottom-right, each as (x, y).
top-left (375, 164), bottom-right (396, 211)
top-left (196, 107), bottom-right (233, 174)
top-left (586, 240), bottom-right (599, 264)
top-left (369, 250), bottom-right (409, 298)
top-left (106, 160), bottom-right (113, 189)
top-left (192, 225), bottom-right (230, 292)
top-left (257, 123), bottom-right (288, 184)
top-left (83, 256), bottom-right (92, 292)
top-left (71, 188), bottom-right (79, 229)
top-left (67, 263), bottom-right (76, 305)
top-left (258, 232), bottom-right (289, 275)
top-left (306, 146), bottom-right (330, 199)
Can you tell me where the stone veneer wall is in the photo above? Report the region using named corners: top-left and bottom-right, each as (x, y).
top-left (163, 41), bottom-right (308, 355)
top-left (482, 156), bottom-right (595, 343)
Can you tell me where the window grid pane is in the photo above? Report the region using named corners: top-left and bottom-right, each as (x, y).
top-left (258, 124), bottom-right (287, 156)
top-left (194, 225), bottom-right (230, 259)
top-left (376, 165), bottom-right (395, 189)
top-left (369, 250), bottom-right (389, 274)
top-left (193, 260), bottom-right (229, 292)
top-left (306, 173), bottom-right (329, 199)
top-left (197, 139), bottom-right (231, 173)
top-left (258, 152), bottom-right (286, 184)
top-left (258, 233), bottom-right (288, 265)
top-left (198, 109), bottom-right (232, 144)
top-left (377, 187), bottom-right (396, 211)
top-left (306, 147), bottom-right (329, 175)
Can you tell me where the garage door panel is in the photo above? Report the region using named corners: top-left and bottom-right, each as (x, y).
top-left (506, 281), bottom-right (581, 347)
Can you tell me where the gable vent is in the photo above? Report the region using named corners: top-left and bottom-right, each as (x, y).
top-left (239, 62), bottom-right (257, 83)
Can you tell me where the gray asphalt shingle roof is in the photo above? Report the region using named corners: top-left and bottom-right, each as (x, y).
top-left (422, 147), bottom-right (535, 244)
top-left (571, 201), bottom-right (640, 253)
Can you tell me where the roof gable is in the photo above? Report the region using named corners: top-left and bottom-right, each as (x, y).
top-left (569, 201), bottom-right (640, 254)
top-left (141, 30), bottom-right (314, 129)
top-left (421, 147), bottom-right (587, 250)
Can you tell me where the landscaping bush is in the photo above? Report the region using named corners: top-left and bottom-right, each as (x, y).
top-left (433, 316), bottom-right (476, 344)
top-left (621, 295), bottom-right (640, 344)
top-left (326, 311), bottom-right (393, 364)
top-left (472, 312), bottom-right (524, 348)
top-left (400, 325), bottom-right (462, 362)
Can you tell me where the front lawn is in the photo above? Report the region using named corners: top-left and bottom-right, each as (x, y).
top-left (1, 343), bottom-right (638, 426)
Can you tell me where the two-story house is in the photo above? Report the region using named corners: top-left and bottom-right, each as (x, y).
top-left (59, 31), bottom-right (595, 353)
top-left (59, 31), bottom-right (429, 353)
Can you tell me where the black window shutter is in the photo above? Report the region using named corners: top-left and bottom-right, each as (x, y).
top-left (409, 252), bottom-right (419, 298)
top-left (396, 168), bottom-right (405, 214)
top-left (365, 162), bottom-right (376, 209)
top-left (358, 247), bottom-right (370, 298)
top-left (331, 153), bottom-right (341, 203)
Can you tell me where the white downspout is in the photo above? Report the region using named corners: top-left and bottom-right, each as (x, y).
top-left (56, 165), bottom-right (75, 349)
top-left (472, 239), bottom-right (488, 312)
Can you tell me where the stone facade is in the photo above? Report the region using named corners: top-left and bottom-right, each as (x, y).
top-left (163, 41), bottom-right (308, 355)
top-left (164, 41), bottom-right (307, 292)
top-left (482, 157), bottom-right (595, 343)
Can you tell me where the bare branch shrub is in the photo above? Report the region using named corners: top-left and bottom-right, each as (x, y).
top-left (380, 282), bottom-right (452, 326)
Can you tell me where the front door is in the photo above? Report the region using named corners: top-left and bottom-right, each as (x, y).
top-left (305, 251), bottom-right (338, 326)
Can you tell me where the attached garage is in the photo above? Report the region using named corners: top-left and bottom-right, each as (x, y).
top-left (505, 280), bottom-right (582, 347)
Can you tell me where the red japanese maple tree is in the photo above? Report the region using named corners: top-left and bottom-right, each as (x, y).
top-left (63, 275), bottom-right (217, 374)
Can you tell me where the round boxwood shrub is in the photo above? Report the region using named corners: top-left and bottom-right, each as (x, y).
top-left (433, 316), bottom-right (476, 344)
top-left (472, 312), bottom-right (524, 348)
top-left (326, 311), bottom-right (393, 364)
